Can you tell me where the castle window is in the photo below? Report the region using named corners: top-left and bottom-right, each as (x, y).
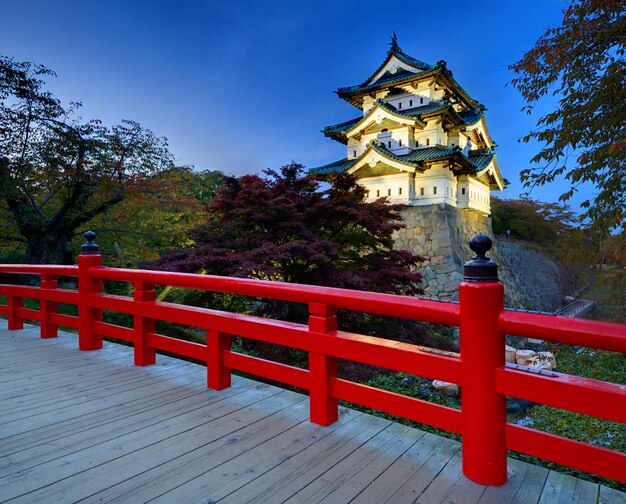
top-left (398, 102), bottom-right (402, 109)
top-left (388, 141), bottom-right (391, 148)
top-left (426, 138), bottom-right (430, 146)
top-left (399, 139), bottom-right (402, 146)
top-left (462, 188), bottom-right (466, 195)
top-left (381, 128), bottom-right (388, 132)
top-left (420, 187), bottom-right (424, 196)
top-left (398, 187), bottom-right (402, 195)
top-left (433, 186), bottom-right (437, 195)
top-left (420, 97), bottom-right (424, 104)
top-left (353, 150), bottom-right (357, 158)
top-left (409, 100), bottom-right (413, 107)
top-left (376, 190), bottom-right (380, 197)
top-left (366, 190), bottom-right (370, 198)
top-left (387, 188), bottom-right (391, 196)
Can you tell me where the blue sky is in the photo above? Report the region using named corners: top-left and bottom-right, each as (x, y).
top-left (1, 0), bottom-right (578, 208)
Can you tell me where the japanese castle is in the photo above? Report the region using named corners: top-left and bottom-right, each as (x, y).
top-left (311, 36), bottom-right (506, 214)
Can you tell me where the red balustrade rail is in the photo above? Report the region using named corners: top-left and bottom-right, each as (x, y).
top-left (0, 234), bottom-right (624, 487)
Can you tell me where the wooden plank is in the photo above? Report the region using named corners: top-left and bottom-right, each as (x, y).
top-left (351, 433), bottom-right (455, 504)
top-left (0, 337), bottom-right (74, 355)
top-left (0, 346), bottom-right (132, 382)
top-left (147, 407), bottom-right (356, 504)
top-left (538, 470), bottom-right (589, 504)
top-left (478, 458), bottom-right (548, 503)
top-left (599, 485), bottom-right (626, 504)
top-left (307, 424), bottom-right (427, 504)
top-left (0, 381), bottom-right (259, 476)
top-left (221, 410), bottom-right (392, 504)
top-left (80, 394), bottom-right (314, 503)
top-left (365, 434), bottom-right (460, 504)
top-left (0, 385), bottom-right (276, 481)
top-left (282, 422), bottom-right (419, 504)
top-left (571, 477), bottom-right (602, 504)
top-left (0, 384), bottom-right (288, 501)
top-left (414, 449), bottom-right (485, 504)
top-left (9, 391), bottom-right (308, 503)
top-left (0, 371), bottom-right (207, 456)
top-left (0, 367), bottom-right (180, 426)
top-left (0, 353), bottom-right (197, 403)
top-left (1, 362), bottom-right (155, 409)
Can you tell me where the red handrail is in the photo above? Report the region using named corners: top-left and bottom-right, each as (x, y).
top-left (0, 241), bottom-right (624, 488)
top-left (91, 266), bottom-right (460, 326)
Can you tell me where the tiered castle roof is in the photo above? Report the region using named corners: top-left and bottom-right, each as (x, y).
top-left (311, 37), bottom-right (507, 193)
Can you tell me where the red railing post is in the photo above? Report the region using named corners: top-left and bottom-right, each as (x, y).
top-left (133, 281), bottom-right (156, 366)
top-left (39, 273), bottom-right (58, 338)
top-left (78, 231), bottom-right (103, 351)
top-left (7, 294), bottom-right (24, 330)
top-left (308, 302), bottom-right (338, 426)
top-left (207, 330), bottom-right (231, 389)
top-left (460, 234), bottom-right (507, 486)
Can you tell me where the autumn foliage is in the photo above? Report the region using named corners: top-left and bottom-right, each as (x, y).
top-left (509, 0), bottom-right (626, 231)
top-left (147, 163), bottom-right (423, 296)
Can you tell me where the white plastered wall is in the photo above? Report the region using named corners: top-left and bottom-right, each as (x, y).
top-left (412, 164), bottom-right (457, 206)
top-left (361, 172), bottom-right (413, 204)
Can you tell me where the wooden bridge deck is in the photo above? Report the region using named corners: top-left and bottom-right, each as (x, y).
top-left (0, 321), bottom-right (623, 504)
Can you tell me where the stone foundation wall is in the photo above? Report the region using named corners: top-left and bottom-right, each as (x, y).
top-left (394, 204), bottom-right (563, 310)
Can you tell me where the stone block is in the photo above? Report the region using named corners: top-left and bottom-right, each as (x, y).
top-left (430, 255), bottom-right (444, 264)
top-left (432, 380), bottom-right (460, 397)
top-left (436, 262), bottom-right (457, 274)
top-left (432, 230), bottom-right (449, 239)
top-left (443, 281), bottom-right (459, 292)
top-left (532, 351), bottom-right (556, 370)
top-left (505, 345), bottom-right (516, 363)
top-left (515, 349), bottom-right (536, 366)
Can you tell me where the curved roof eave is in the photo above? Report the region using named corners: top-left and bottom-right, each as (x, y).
top-left (363, 47), bottom-right (433, 87)
top-left (475, 156), bottom-right (506, 190)
top-left (348, 143), bottom-right (421, 175)
top-left (345, 102), bottom-right (426, 138)
top-left (336, 66), bottom-right (440, 102)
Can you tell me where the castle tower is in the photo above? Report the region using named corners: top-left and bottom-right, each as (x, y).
top-left (311, 36), bottom-right (507, 215)
top-left (311, 37), bottom-right (514, 302)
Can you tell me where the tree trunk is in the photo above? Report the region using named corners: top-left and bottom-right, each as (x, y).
top-left (24, 232), bottom-right (73, 265)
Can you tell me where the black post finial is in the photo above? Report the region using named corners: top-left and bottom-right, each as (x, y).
top-left (81, 230), bottom-right (100, 255)
top-left (464, 234), bottom-right (498, 282)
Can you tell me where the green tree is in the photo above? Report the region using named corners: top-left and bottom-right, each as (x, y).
top-left (491, 196), bottom-right (577, 245)
top-left (90, 167), bottom-right (224, 267)
top-left (509, 0), bottom-right (626, 232)
top-left (0, 56), bottom-right (174, 264)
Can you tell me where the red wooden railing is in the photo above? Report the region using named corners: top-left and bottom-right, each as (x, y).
top-left (0, 232), bottom-right (624, 487)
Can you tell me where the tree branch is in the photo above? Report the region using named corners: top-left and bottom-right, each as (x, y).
top-left (0, 234), bottom-right (26, 242)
